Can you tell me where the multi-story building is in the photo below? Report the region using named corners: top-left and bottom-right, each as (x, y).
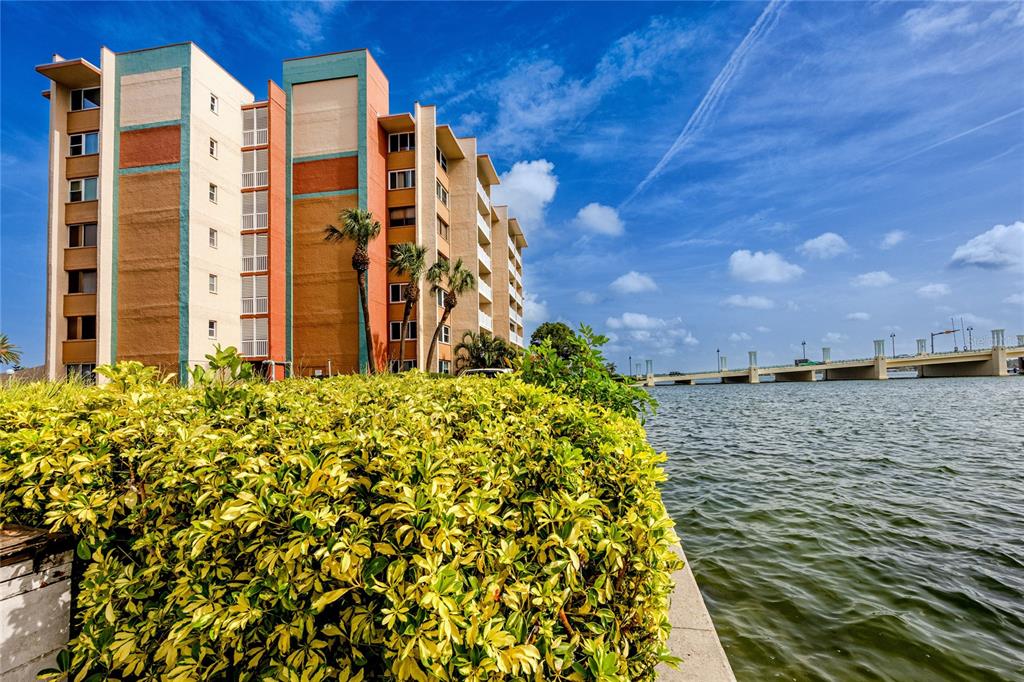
top-left (36, 43), bottom-right (526, 381)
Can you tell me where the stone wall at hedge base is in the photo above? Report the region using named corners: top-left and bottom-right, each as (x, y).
top-left (657, 545), bottom-right (736, 682)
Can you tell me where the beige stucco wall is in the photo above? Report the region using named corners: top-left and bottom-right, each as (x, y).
top-left (447, 136), bottom-right (482, 360)
top-left (185, 45), bottom-right (253, 366)
top-left (119, 67), bottom-right (181, 128)
top-left (292, 78), bottom-right (358, 158)
top-left (413, 104), bottom-right (440, 370)
top-left (490, 206), bottom-right (511, 342)
top-left (97, 47), bottom-right (116, 368)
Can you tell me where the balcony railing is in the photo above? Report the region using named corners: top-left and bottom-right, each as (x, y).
top-left (511, 267), bottom-right (522, 286)
top-left (478, 310), bottom-right (492, 331)
top-left (510, 308), bottom-right (522, 326)
top-left (242, 255), bottom-right (268, 272)
top-left (243, 129), bottom-right (268, 147)
top-left (242, 212), bottom-right (269, 230)
top-left (242, 297), bottom-right (268, 314)
top-left (476, 179), bottom-right (490, 215)
top-left (478, 280), bottom-right (492, 301)
top-left (242, 170), bottom-right (268, 188)
top-left (477, 244), bottom-right (491, 272)
top-left (510, 287), bottom-right (522, 305)
top-left (242, 339), bottom-right (269, 357)
top-left (510, 332), bottom-right (523, 347)
top-left (477, 212), bottom-right (491, 243)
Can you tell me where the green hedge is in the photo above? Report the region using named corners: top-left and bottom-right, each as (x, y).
top-left (0, 366), bottom-right (681, 681)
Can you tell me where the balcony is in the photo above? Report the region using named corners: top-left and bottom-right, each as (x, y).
top-left (478, 310), bottom-right (492, 332)
top-left (242, 170), bottom-right (268, 189)
top-left (243, 129), bottom-right (268, 147)
top-left (476, 179), bottom-right (490, 215)
top-left (242, 339), bottom-right (269, 357)
top-left (510, 332), bottom-right (523, 347)
top-left (63, 293), bottom-right (96, 317)
top-left (62, 339), bottom-right (96, 364)
top-left (64, 247), bottom-right (97, 271)
top-left (242, 255), bottom-right (268, 272)
top-left (242, 212), bottom-right (269, 230)
top-left (478, 279), bottom-right (492, 302)
top-left (477, 244), bottom-right (491, 272)
top-left (511, 267), bottom-right (522, 287)
top-left (510, 287), bottom-right (522, 305)
top-left (510, 308), bottom-right (522, 326)
top-left (477, 212), bottom-right (491, 244)
top-left (242, 297), bottom-right (268, 314)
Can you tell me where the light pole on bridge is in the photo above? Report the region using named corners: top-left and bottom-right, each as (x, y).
top-left (801, 340), bottom-right (807, 359)
top-left (890, 332), bottom-right (896, 358)
top-left (716, 347), bottom-right (720, 372)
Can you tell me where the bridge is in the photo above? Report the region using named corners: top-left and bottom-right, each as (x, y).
top-left (637, 331), bottom-right (1024, 386)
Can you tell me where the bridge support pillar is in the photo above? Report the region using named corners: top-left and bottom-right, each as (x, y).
top-left (824, 357), bottom-right (887, 380)
top-left (748, 367), bottom-right (760, 384)
top-left (645, 373), bottom-right (656, 387)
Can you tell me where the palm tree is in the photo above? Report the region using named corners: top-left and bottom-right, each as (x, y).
top-left (424, 258), bottom-right (475, 373)
top-left (0, 334), bottom-right (21, 367)
top-left (323, 208), bottom-right (381, 374)
top-left (387, 243), bottom-right (427, 371)
top-left (454, 330), bottom-right (518, 373)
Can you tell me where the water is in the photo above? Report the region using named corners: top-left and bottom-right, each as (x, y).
top-left (647, 377), bottom-right (1024, 681)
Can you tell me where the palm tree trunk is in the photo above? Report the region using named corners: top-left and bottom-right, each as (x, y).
top-left (358, 269), bottom-right (376, 374)
top-left (425, 306), bottom-right (452, 373)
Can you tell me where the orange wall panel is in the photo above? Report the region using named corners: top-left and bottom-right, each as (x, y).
top-left (292, 156), bottom-right (358, 195)
top-left (120, 125), bottom-right (181, 168)
top-left (365, 61), bottom-right (391, 374)
top-left (267, 82), bottom-right (288, 369)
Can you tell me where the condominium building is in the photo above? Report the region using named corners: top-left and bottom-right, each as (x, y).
top-left (36, 43), bottom-right (526, 381)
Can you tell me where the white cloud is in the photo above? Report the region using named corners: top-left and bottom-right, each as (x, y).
top-left (755, 326), bottom-right (771, 333)
top-left (917, 283), bottom-right (951, 299)
top-left (798, 232), bottom-right (850, 259)
top-left (880, 230), bottom-right (907, 249)
top-left (523, 292), bottom-right (550, 324)
top-left (950, 221), bottom-right (1024, 270)
top-left (490, 160), bottom-right (558, 233)
top-left (574, 203), bottom-right (624, 236)
top-left (605, 313), bottom-right (697, 354)
top-left (729, 250), bottom-right (804, 282)
top-left (846, 312), bottom-right (871, 321)
top-left (902, 3), bottom-right (1021, 42)
top-left (288, 1), bottom-right (343, 49)
top-left (606, 312), bottom-right (677, 330)
top-left (610, 271), bottom-right (658, 294)
top-left (729, 331), bottom-right (751, 342)
top-left (575, 290), bottom-right (600, 304)
top-left (724, 294), bottom-right (775, 309)
top-left (853, 271), bottom-right (896, 287)
top-left (1004, 292), bottom-right (1024, 305)
top-left (822, 332), bottom-right (847, 343)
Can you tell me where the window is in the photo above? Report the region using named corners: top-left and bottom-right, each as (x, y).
top-left (388, 132), bottom-right (415, 152)
top-left (209, 138), bottom-right (218, 158)
top-left (70, 87), bottom-right (100, 112)
top-left (209, 228), bottom-right (218, 248)
top-left (389, 321), bottom-right (417, 341)
top-left (242, 107), bottom-right (269, 146)
top-left (241, 317), bottom-right (269, 357)
top-left (439, 359), bottom-right (451, 375)
top-left (210, 93), bottom-right (219, 114)
top-left (242, 190), bottom-right (268, 229)
top-left (436, 148), bottom-right (448, 173)
top-left (209, 183), bottom-right (218, 203)
top-left (68, 269), bottom-right (97, 294)
top-left (208, 274), bottom-right (218, 294)
top-left (69, 132), bottom-right (99, 156)
top-left (65, 363), bottom-right (97, 384)
top-left (436, 180), bottom-right (449, 207)
top-left (437, 217), bottom-right (450, 242)
top-left (242, 149), bottom-right (268, 188)
top-left (389, 206), bottom-right (415, 227)
top-left (67, 315), bottom-right (96, 340)
top-left (242, 233), bottom-right (268, 271)
top-left (390, 359), bottom-right (417, 372)
top-left (242, 275), bottom-right (268, 313)
top-left (208, 320), bottom-right (218, 339)
top-left (68, 223), bottom-right (97, 248)
top-left (69, 177), bottom-right (97, 202)
top-left (441, 325), bottom-right (451, 345)
top-left (436, 288), bottom-right (446, 308)
top-left (389, 283), bottom-right (408, 303)
top-left (388, 169), bottom-right (415, 190)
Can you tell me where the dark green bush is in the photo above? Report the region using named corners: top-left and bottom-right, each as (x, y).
top-left (0, 365), bottom-right (680, 681)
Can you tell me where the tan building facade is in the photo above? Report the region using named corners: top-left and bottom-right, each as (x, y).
top-left (37, 42), bottom-right (525, 381)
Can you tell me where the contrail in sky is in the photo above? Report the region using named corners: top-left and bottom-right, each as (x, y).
top-left (621, 0), bottom-right (787, 208)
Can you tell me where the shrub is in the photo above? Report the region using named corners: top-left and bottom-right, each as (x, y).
top-left (519, 325), bottom-right (656, 421)
top-left (0, 366), bottom-right (681, 681)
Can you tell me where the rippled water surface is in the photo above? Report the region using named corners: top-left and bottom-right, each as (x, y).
top-left (647, 377), bottom-right (1024, 681)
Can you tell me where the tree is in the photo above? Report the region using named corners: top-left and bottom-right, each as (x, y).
top-left (323, 209), bottom-right (381, 374)
top-left (0, 333), bottom-right (21, 367)
top-left (454, 330), bottom-right (518, 372)
top-left (387, 243), bottom-right (427, 371)
top-left (424, 258), bottom-right (475, 372)
top-left (530, 321), bottom-right (577, 359)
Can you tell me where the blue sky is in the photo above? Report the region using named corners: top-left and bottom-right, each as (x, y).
top-left (2, 1), bottom-right (1022, 371)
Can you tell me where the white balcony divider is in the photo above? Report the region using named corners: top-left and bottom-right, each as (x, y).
top-left (478, 310), bottom-right (492, 331)
top-left (242, 297), bottom-right (268, 314)
top-left (477, 213), bottom-right (491, 242)
top-left (242, 170), bottom-right (269, 188)
top-left (476, 179), bottom-right (490, 213)
top-left (243, 129), bottom-right (268, 147)
top-left (242, 255), bottom-right (268, 272)
top-left (477, 244), bottom-right (491, 271)
top-left (241, 339), bottom-right (269, 357)
top-left (478, 280), bottom-right (492, 301)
